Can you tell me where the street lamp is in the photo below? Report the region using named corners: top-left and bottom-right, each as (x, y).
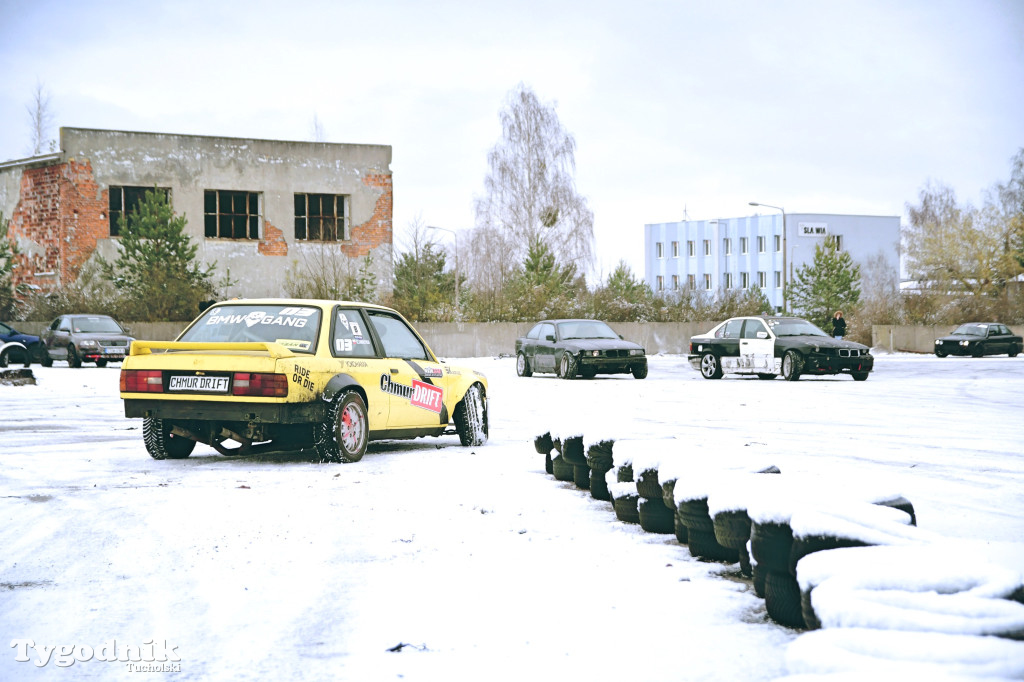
top-left (426, 225), bottom-right (459, 306)
top-left (749, 202), bottom-right (786, 312)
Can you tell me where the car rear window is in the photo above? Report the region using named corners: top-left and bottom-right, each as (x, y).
top-left (179, 305), bottom-right (321, 353)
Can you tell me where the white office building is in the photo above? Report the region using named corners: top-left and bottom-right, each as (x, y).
top-left (644, 213), bottom-right (900, 312)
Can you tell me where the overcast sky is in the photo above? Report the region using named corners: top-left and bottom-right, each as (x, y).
top-left (1, 0), bottom-right (1022, 279)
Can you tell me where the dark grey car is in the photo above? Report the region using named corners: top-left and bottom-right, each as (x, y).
top-left (514, 319), bottom-right (647, 379)
top-left (41, 314), bottom-right (135, 368)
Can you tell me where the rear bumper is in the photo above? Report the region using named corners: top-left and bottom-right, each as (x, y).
top-left (123, 398), bottom-right (325, 424)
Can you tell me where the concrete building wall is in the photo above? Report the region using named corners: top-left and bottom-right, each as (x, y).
top-left (645, 213), bottom-right (901, 312)
top-left (0, 127), bottom-right (393, 299)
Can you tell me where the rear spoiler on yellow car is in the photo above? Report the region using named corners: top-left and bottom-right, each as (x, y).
top-left (128, 341), bottom-right (297, 358)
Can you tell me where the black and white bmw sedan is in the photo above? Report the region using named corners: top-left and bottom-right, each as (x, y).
top-left (688, 316), bottom-right (873, 381)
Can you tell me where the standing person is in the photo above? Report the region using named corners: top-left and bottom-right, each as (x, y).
top-left (831, 311), bottom-right (846, 339)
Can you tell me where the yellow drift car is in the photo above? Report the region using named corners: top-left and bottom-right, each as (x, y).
top-left (119, 299), bottom-right (488, 462)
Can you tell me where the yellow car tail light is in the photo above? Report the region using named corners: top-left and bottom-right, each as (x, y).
top-left (232, 373), bottom-right (288, 398)
top-left (121, 369), bottom-right (163, 393)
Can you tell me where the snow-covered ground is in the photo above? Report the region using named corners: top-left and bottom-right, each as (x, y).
top-left (1, 353), bottom-right (1023, 680)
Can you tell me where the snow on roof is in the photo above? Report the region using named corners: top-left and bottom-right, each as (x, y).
top-left (783, 628), bottom-right (1024, 678)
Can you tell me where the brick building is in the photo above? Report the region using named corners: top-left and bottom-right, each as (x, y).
top-left (0, 127), bottom-right (393, 300)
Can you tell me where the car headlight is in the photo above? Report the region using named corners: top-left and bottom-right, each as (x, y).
top-left (630, 349), bottom-right (644, 356)
top-left (78, 340), bottom-right (98, 348)
top-left (589, 350), bottom-right (600, 357)
top-left (960, 340), bottom-right (969, 346)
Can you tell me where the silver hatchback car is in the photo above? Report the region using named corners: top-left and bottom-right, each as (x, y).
top-left (41, 314), bottom-right (135, 368)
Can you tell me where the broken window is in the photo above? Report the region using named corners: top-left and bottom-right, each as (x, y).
top-left (204, 190), bottom-right (261, 240)
top-left (294, 193), bottom-right (348, 241)
top-left (109, 186), bottom-right (170, 236)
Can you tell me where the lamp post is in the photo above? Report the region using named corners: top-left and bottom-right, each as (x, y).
top-left (426, 225), bottom-right (459, 306)
top-left (749, 202), bottom-right (786, 312)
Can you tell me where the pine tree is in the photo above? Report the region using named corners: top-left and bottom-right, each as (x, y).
top-left (99, 188), bottom-right (216, 320)
top-left (787, 236), bottom-right (861, 329)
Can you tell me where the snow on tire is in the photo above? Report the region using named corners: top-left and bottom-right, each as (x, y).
top-left (638, 498), bottom-right (675, 534)
top-left (454, 383), bottom-right (488, 447)
top-left (143, 417), bottom-right (196, 460)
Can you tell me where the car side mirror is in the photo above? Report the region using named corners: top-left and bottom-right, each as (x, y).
top-left (545, 335), bottom-right (555, 342)
top-left (757, 331), bottom-right (768, 339)
top-left (59, 326), bottom-right (71, 333)
top-left (619, 334), bottom-right (624, 340)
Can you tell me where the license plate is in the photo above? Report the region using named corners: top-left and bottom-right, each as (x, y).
top-left (168, 375), bottom-right (230, 393)
top-left (104, 348), bottom-right (125, 355)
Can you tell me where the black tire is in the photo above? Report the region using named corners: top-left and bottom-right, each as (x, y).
top-left (764, 569), bottom-right (806, 628)
top-left (551, 455), bottom-right (574, 481)
top-left (544, 452), bottom-right (553, 475)
top-left (687, 529), bottom-right (740, 562)
top-left (801, 587), bottom-right (821, 630)
top-left (632, 363), bottom-right (648, 379)
top-left (699, 352), bottom-right (722, 379)
top-left (586, 439), bottom-right (615, 472)
top-left (534, 431), bottom-right (554, 455)
top-left (143, 418), bottom-right (196, 460)
top-left (0, 347), bottom-right (10, 368)
top-left (560, 435), bottom-right (586, 465)
top-left (572, 463), bottom-right (591, 490)
top-left (516, 352), bottom-right (533, 377)
top-left (454, 383), bottom-right (488, 446)
top-left (877, 495), bottom-right (916, 525)
top-left (67, 344), bottom-right (82, 368)
top-left (41, 349), bottom-right (53, 367)
top-left (96, 359), bottom-right (108, 368)
top-left (589, 469), bottom-right (611, 501)
top-left (661, 479), bottom-right (677, 510)
top-left (612, 493), bottom-right (641, 524)
top-left (851, 371), bottom-right (868, 381)
top-left (935, 349), bottom-right (948, 358)
top-left (739, 546), bottom-right (752, 577)
top-left (753, 562), bottom-right (766, 598)
top-left (674, 512), bottom-right (689, 544)
top-left (558, 352), bottom-right (577, 380)
top-left (616, 464), bottom-right (634, 483)
top-left (678, 498), bottom-right (715, 533)
top-left (316, 390), bottom-right (369, 463)
top-left (781, 350), bottom-right (802, 381)
top-left (580, 367), bottom-right (597, 379)
top-left (757, 373), bottom-right (775, 380)
top-left (713, 510), bottom-right (753, 550)
top-left (638, 498), bottom-right (675, 534)
top-left (1009, 345), bottom-right (1020, 358)
top-left (28, 342), bottom-right (46, 365)
top-left (636, 468), bottom-right (662, 500)
top-left (751, 521), bottom-right (795, 574)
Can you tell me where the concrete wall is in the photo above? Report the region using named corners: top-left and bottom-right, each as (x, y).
top-left (19, 320), bottom-right (1017, 357)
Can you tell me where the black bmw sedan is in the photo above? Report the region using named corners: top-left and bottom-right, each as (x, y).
top-left (515, 319), bottom-right (647, 379)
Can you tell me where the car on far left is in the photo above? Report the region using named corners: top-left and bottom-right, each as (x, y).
top-left (0, 321), bottom-right (45, 367)
top-left (41, 314), bottom-right (135, 368)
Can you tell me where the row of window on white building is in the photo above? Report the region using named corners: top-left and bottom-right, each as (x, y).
top-left (654, 271), bottom-right (783, 292)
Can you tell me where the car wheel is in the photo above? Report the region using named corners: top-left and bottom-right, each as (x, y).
top-left (782, 351), bottom-right (802, 381)
top-left (757, 373), bottom-right (775, 380)
top-left (631, 363), bottom-right (648, 379)
top-left (41, 350), bottom-right (53, 367)
top-left (143, 418), bottom-right (196, 460)
top-left (28, 342), bottom-right (46, 365)
top-left (0, 347), bottom-right (10, 368)
top-left (581, 366), bottom-right (597, 379)
top-left (96, 359), bottom-right (108, 368)
top-left (67, 344), bottom-right (82, 368)
top-left (558, 353), bottom-right (577, 380)
top-left (317, 390), bottom-right (369, 463)
top-left (1009, 346), bottom-right (1019, 358)
top-left (516, 352), bottom-right (533, 377)
top-left (455, 382), bottom-right (488, 447)
top-left (935, 349), bottom-right (948, 358)
top-left (699, 352), bottom-right (722, 379)
top-left (851, 371), bottom-right (869, 381)
top-left (972, 346), bottom-right (984, 358)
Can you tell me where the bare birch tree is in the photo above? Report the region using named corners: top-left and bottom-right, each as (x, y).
top-left (469, 83), bottom-right (595, 306)
top-left (27, 81), bottom-right (55, 156)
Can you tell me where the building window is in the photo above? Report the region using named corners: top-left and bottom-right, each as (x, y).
top-left (704, 274), bottom-right (712, 290)
top-left (687, 240), bottom-right (695, 257)
top-left (723, 238), bottom-right (732, 255)
top-left (703, 239), bottom-right (711, 256)
top-left (834, 235), bottom-right (843, 251)
top-left (724, 272), bottom-right (733, 289)
top-left (109, 186), bottom-right (170, 236)
top-left (758, 271), bottom-right (767, 288)
top-left (205, 190), bottom-right (260, 239)
top-left (757, 236), bottom-right (766, 253)
top-left (687, 274), bottom-right (695, 289)
top-left (656, 242), bottom-right (664, 258)
top-left (295, 193), bottom-right (348, 241)
top-left (656, 275), bottom-right (664, 291)
top-left (775, 271), bottom-right (782, 288)
top-left (672, 241), bottom-right (679, 258)
top-left (775, 235), bottom-right (781, 252)
top-left (672, 274), bottom-right (679, 289)
top-left (740, 237), bottom-right (748, 254)
top-left (740, 272), bottom-right (749, 289)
